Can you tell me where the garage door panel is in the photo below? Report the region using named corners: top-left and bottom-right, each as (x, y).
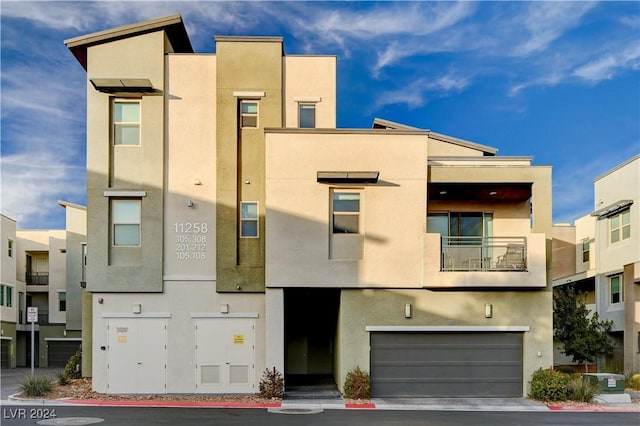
top-left (371, 332), bottom-right (523, 398)
top-left (47, 341), bottom-right (81, 368)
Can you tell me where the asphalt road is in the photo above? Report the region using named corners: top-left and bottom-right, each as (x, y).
top-left (1, 404), bottom-right (639, 426)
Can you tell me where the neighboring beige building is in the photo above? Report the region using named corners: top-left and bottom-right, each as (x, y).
top-left (553, 154), bottom-right (640, 374)
top-left (65, 14), bottom-right (553, 397)
top-left (0, 202), bottom-right (86, 369)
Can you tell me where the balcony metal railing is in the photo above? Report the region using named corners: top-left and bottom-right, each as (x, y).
top-left (441, 236), bottom-right (527, 272)
top-left (26, 272), bottom-right (49, 285)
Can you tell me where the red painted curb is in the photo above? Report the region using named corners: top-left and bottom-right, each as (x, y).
top-left (63, 399), bottom-right (282, 408)
top-left (345, 403), bottom-right (376, 409)
top-left (548, 405), bottom-right (640, 412)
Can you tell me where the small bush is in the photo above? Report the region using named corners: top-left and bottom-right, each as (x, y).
top-left (630, 374), bottom-right (640, 390)
top-left (529, 368), bottom-right (569, 401)
top-left (19, 375), bottom-right (53, 397)
top-left (259, 367), bottom-right (284, 399)
top-left (56, 370), bottom-right (70, 386)
top-left (568, 375), bottom-right (598, 402)
top-left (64, 347), bottom-right (82, 379)
top-left (343, 366), bottom-right (371, 400)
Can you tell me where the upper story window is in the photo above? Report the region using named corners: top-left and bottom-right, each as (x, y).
top-left (332, 192), bottom-right (361, 234)
top-left (299, 103), bottom-right (316, 128)
top-left (0, 285), bottom-right (4, 306)
top-left (609, 274), bottom-right (623, 304)
top-left (58, 291), bottom-right (67, 312)
top-left (7, 239), bottom-right (13, 257)
top-left (610, 209), bottom-right (630, 243)
top-left (6, 286), bottom-right (12, 307)
top-left (112, 199), bottom-right (141, 246)
top-left (0, 285), bottom-right (8, 307)
top-left (240, 202), bottom-right (259, 238)
top-left (427, 212), bottom-right (493, 242)
top-left (81, 243), bottom-right (87, 283)
top-left (581, 238), bottom-right (590, 262)
top-left (240, 101), bottom-right (258, 128)
top-left (113, 100), bottom-right (140, 145)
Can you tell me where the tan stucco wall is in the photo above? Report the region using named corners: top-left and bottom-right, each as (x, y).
top-left (284, 56), bottom-right (336, 128)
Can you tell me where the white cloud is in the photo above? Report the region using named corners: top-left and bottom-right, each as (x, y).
top-left (574, 42), bottom-right (640, 82)
top-left (373, 72), bottom-right (470, 110)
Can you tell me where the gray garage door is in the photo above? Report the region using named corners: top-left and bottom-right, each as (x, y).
top-left (1, 339), bottom-right (9, 368)
top-left (370, 332), bottom-right (523, 397)
top-left (47, 340), bottom-right (81, 368)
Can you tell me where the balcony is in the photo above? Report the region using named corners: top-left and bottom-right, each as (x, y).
top-left (423, 233), bottom-right (547, 289)
top-left (26, 272), bottom-right (49, 286)
top-left (441, 237), bottom-right (527, 272)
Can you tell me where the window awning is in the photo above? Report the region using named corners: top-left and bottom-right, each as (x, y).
top-left (90, 78), bottom-right (154, 93)
top-left (590, 200), bottom-right (633, 219)
top-left (317, 171), bottom-right (379, 184)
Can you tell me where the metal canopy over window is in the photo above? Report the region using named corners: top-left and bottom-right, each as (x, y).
top-left (317, 171), bottom-right (379, 184)
top-left (590, 200), bottom-right (633, 220)
top-left (90, 78), bottom-right (154, 93)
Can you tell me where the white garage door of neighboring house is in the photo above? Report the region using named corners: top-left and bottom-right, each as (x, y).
top-left (107, 317), bottom-right (167, 394)
top-left (194, 317), bottom-right (256, 394)
top-left (368, 328), bottom-right (525, 398)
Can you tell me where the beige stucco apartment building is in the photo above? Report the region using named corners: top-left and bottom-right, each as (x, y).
top-left (553, 155), bottom-right (640, 374)
top-left (65, 14), bottom-right (553, 397)
top-left (0, 202), bottom-right (86, 369)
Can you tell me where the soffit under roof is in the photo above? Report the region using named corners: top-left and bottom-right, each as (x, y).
top-left (64, 14), bottom-right (193, 70)
top-left (428, 183), bottom-right (532, 201)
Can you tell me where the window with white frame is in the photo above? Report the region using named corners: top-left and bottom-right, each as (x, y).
top-left (58, 292), bottom-right (66, 312)
top-left (299, 103), bottom-right (316, 128)
top-left (240, 101), bottom-right (258, 128)
top-left (609, 274), bottom-right (623, 304)
top-left (7, 239), bottom-right (13, 257)
top-left (610, 209), bottom-right (630, 243)
top-left (112, 199), bottom-right (141, 246)
top-left (0, 285), bottom-right (4, 306)
top-left (113, 100), bottom-right (140, 145)
top-left (332, 192), bottom-right (361, 234)
top-left (240, 202), bottom-right (259, 238)
top-left (582, 238), bottom-right (590, 262)
top-left (6, 286), bottom-right (12, 308)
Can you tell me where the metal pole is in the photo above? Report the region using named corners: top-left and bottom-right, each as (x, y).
top-left (31, 321), bottom-right (35, 376)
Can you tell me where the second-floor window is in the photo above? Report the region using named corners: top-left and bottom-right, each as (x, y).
top-left (59, 292), bottom-right (66, 312)
top-left (240, 101), bottom-right (258, 128)
top-left (7, 239), bottom-right (13, 257)
top-left (610, 209), bottom-right (630, 243)
top-left (0, 285), bottom-right (4, 306)
top-left (112, 199), bottom-right (141, 246)
top-left (240, 202), bottom-right (259, 238)
top-left (113, 100), bottom-right (140, 145)
top-left (582, 239), bottom-right (590, 263)
top-left (299, 103), bottom-right (316, 128)
top-left (609, 274), bottom-right (623, 304)
top-left (332, 192), bottom-right (361, 234)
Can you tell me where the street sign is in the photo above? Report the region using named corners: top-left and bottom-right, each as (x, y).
top-left (27, 306), bottom-right (38, 323)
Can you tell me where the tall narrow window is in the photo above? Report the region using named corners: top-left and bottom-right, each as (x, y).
top-left (7, 239), bottom-right (13, 257)
top-left (240, 202), bottom-right (259, 238)
top-left (6, 286), bottom-right (12, 308)
top-left (240, 101), bottom-right (258, 128)
top-left (81, 243), bottom-right (87, 283)
top-left (112, 199), bottom-right (141, 246)
top-left (58, 292), bottom-right (66, 312)
top-left (0, 285), bottom-right (4, 306)
top-left (582, 239), bottom-right (590, 262)
top-left (299, 103), bottom-right (316, 128)
top-left (609, 275), bottom-right (623, 304)
top-left (332, 192), bottom-right (360, 234)
top-left (610, 209), bottom-right (630, 243)
top-left (113, 100), bottom-right (140, 145)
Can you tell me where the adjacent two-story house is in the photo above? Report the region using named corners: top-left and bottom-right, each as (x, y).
top-left (0, 201), bottom-right (86, 369)
top-left (553, 154), bottom-right (639, 374)
top-left (65, 14), bottom-right (553, 397)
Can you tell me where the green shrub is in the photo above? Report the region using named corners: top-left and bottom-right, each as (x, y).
top-left (19, 375), bottom-right (53, 397)
top-left (56, 370), bottom-right (70, 386)
top-left (64, 347), bottom-right (82, 379)
top-left (343, 366), bottom-right (371, 400)
top-left (630, 374), bottom-right (640, 390)
top-left (529, 368), bottom-right (570, 401)
top-left (258, 367), bottom-right (284, 399)
top-left (568, 375), bottom-right (598, 402)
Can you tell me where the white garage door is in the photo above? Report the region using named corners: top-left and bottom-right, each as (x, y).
top-left (195, 318), bottom-right (255, 393)
top-left (107, 318), bottom-right (167, 394)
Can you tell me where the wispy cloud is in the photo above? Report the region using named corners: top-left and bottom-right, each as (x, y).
top-left (574, 42), bottom-right (640, 82)
top-left (373, 72), bottom-right (470, 110)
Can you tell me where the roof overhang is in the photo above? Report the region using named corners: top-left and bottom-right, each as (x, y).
top-left (591, 200), bottom-right (633, 219)
top-left (90, 78), bottom-right (155, 94)
top-left (428, 182), bottom-right (532, 201)
top-left (317, 171), bottom-right (380, 184)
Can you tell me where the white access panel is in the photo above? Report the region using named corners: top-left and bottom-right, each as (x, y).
top-left (107, 318), bottom-right (167, 394)
top-left (195, 318), bottom-right (255, 393)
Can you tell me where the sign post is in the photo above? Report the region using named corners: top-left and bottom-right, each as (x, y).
top-left (27, 307), bottom-right (38, 376)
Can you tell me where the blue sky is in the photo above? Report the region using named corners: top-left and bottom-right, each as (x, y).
top-left (1, 1), bottom-right (639, 229)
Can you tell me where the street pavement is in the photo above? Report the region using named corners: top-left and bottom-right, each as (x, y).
top-left (2, 368), bottom-right (639, 413)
